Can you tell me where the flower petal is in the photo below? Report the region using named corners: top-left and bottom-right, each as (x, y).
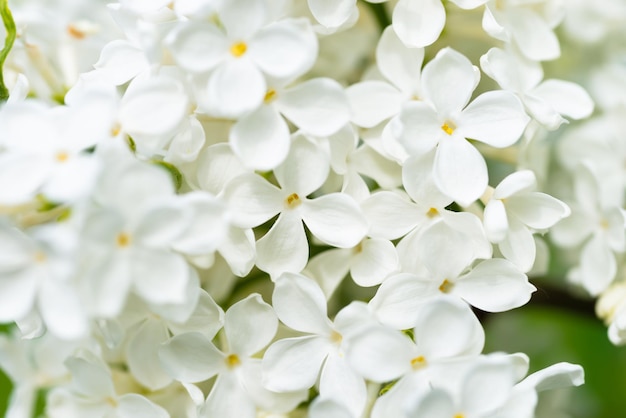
top-left (393, 102), bottom-right (442, 156)
top-left (351, 238), bottom-right (399, 287)
top-left (319, 353), bottom-right (367, 417)
top-left (117, 394), bottom-right (170, 418)
top-left (225, 294), bottom-right (277, 356)
top-left (220, 0), bottom-right (268, 39)
top-left (274, 135), bottom-right (330, 196)
top-left (126, 319), bottom-right (172, 390)
top-left (201, 373), bottom-right (255, 418)
top-left (230, 105), bottom-right (291, 171)
top-left (206, 58), bottom-right (265, 119)
top-left (531, 79), bottom-right (594, 120)
top-left (346, 81), bottom-right (403, 128)
top-left (376, 26), bottom-right (424, 94)
top-left (249, 19), bottom-right (317, 80)
top-left (277, 78), bottom-right (351, 137)
top-left (493, 170), bottom-right (537, 199)
top-left (458, 90), bottom-right (529, 148)
top-left (301, 194), bottom-right (368, 248)
top-left (433, 136), bottom-right (487, 207)
top-left (273, 272), bottom-right (333, 335)
top-left (422, 47), bottom-right (476, 115)
top-left (346, 326), bottom-right (414, 382)
top-left (369, 273), bottom-right (437, 329)
top-left (166, 23), bottom-right (229, 73)
top-left (483, 199), bottom-right (509, 243)
top-left (456, 258), bottom-right (536, 312)
top-left (132, 249), bottom-right (190, 305)
top-left (413, 298), bottom-right (484, 359)
top-left (507, 192), bottom-right (570, 230)
top-left (222, 173), bottom-right (284, 228)
top-left (120, 76), bottom-right (188, 140)
top-left (509, 9), bottom-right (560, 61)
top-left (256, 212), bottom-right (309, 278)
top-left (392, 0), bottom-right (446, 48)
top-left (38, 278), bottom-right (88, 340)
top-left (159, 332), bottom-right (225, 383)
top-left (308, 0), bottom-right (356, 28)
top-left (263, 335), bottom-right (331, 391)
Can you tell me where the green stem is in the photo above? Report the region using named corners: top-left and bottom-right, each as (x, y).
top-left (0, 0), bottom-right (16, 102)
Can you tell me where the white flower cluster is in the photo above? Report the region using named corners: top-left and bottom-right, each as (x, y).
top-left (4, 0), bottom-right (625, 416)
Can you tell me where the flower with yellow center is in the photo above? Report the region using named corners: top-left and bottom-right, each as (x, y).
top-left (393, 47), bottom-right (529, 207)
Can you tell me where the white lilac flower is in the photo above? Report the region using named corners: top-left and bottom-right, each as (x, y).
top-left (165, 0), bottom-right (318, 119)
top-left (483, 170), bottom-right (571, 272)
top-left (262, 273), bottom-right (368, 417)
top-left (368, 258), bottom-right (535, 330)
top-left (391, 47), bottom-right (529, 206)
top-left (551, 165), bottom-right (626, 296)
top-left (347, 298), bottom-right (484, 418)
top-left (123, 289), bottom-right (224, 391)
top-left (482, 0), bottom-right (565, 61)
top-left (0, 331), bottom-right (92, 418)
top-left (46, 350), bottom-right (170, 418)
top-left (405, 355), bottom-right (522, 418)
top-left (346, 26), bottom-right (424, 131)
top-left (480, 47), bottom-right (594, 130)
top-left (79, 155), bottom-right (200, 317)
top-left (223, 136), bottom-right (367, 278)
top-left (0, 92), bottom-right (112, 205)
top-left (229, 76), bottom-right (351, 170)
top-left (362, 152), bottom-right (492, 278)
top-left (159, 294), bottom-right (306, 418)
top-left (0, 222), bottom-right (88, 340)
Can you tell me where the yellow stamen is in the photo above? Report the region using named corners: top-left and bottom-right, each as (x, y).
top-left (285, 193), bottom-right (301, 209)
top-left (116, 232), bottom-right (131, 248)
top-left (441, 122), bottom-right (455, 135)
top-left (34, 251), bottom-right (47, 263)
top-left (111, 123), bottom-right (121, 137)
top-left (230, 42), bottom-right (247, 57)
top-left (225, 354), bottom-right (241, 368)
top-left (263, 89), bottom-right (277, 103)
top-left (330, 330), bottom-right (343, 344)
top-left (67, 24), bottom-right (86, 39)
top-left (439, 279), bottom-right (453, 293)
top-left (410, 355), bottom-right (427, 370)
top-left (454, 414), bottom-right (465, 418)
top-left (426, 207), bottom-right (439, 218)
top-left (55, 152), bottom-right (69, 162)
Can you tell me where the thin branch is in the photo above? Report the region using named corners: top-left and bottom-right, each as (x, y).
top-left (0, 0), bottom-right (16, 102)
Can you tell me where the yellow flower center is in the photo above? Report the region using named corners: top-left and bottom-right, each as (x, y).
top-left (285, 193), bottom-right (302, 209)
top-left (66, 23), bottom-right (86, 39)
top-left (111, 123), bottom-right (122, 137)
top-left (230, 41), bottom-right (247, 57)
top-left (426, 207), bottom-right (439, 218)
top-left (441, 121), bottom-right (456, 135)
top-left (33, 251), bottom-right (47, 263)
top-left (264, 89), bottom-right (277, 103)
top-left (330, 330), bottom-right (343, 344)
top-left (116, 232), bottom-right (131, 248)
top-left (225, 354), bottom-right (241, 368)
top-left (410, 355), bottom-right (427, 370)
top-left (439, 279), bottom-right (454, 293)
top-left (55, 151), bottom-right (69, 162)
